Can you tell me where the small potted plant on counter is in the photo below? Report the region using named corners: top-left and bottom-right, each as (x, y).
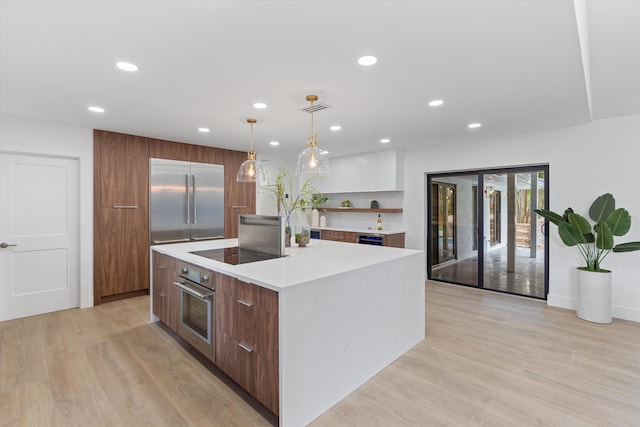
top-left (295, 232), bottom-right (310, 247)
top-left (535, 193), bottom-right (640, 323)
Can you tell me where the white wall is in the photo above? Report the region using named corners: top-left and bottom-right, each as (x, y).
top-left (404, 114), bottom-right (640, 321)
top-left (0, 115), bottom-right (94, 308)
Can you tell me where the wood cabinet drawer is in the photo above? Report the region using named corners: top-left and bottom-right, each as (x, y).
top-left (152, 252), bottom-right (178, 332)
top-left (215, 273), bottom-right (279, 415)
top-left (321, 230), bottom-right (358, 243)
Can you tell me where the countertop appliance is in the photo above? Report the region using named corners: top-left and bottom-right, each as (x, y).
top-left (174, 260), bottom-right (215, 362)
top-left (150, 158), bottom-right (224, 244)
top-left (190, 214), bottom-right (285, 264)
top-left (191, 246), bottom-right (282, 265)
top-left (357, 233), bottom-right (384, 245)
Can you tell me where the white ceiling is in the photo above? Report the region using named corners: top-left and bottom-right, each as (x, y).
top-left (1, 0), bottom-right (638, 162)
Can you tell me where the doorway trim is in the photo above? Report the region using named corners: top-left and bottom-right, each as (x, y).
top-left (1, 129), bottom-right (93, 309)
top-left (426, 164), bottom-right (549, 299)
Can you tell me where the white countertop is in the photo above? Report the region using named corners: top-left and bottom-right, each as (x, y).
top-left (151, 238), bottom-right (420, 292)
top-left (310, 226), bottom-right (405, 235)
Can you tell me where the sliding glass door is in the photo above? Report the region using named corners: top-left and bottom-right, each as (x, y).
top-left (429, 175), bottom-right (479, 287)
top-left (426, 166), bottom-right (549, 299)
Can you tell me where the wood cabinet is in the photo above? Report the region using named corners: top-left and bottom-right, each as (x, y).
top-left (224, 150), bottom-right (256, 238)
top-left (94, 130), bottom-right (150, 304)
top-left (94, 129), bottom-right (254, 304)
top-left (97, 207), bottom-right (150, 297)
top-left (216, 274), bottom-right (279, 415)
top-left (152, 251), bottom-right (178, 332)
top-left (149, 138), bottom-right (224, 164)
top-left (320, 230), bottom-right (405, 247)
top-left (321, 230), bottom-right (359, 243)
top-left (97, 131), bottom-right (149, 207)
top-left (383, 233), bottom-right (405, 248)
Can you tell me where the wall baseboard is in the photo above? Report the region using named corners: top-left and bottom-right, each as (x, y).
top-left (548, 294), bottom-right (639, 323)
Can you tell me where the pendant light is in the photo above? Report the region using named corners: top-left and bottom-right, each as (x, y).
top-left (236, 118), bottom-right (262, 183)
top-left (295, 94), bottom-right (329, 177)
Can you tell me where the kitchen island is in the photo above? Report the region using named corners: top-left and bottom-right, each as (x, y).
top-left (151, 238), bottom-right (424, 426)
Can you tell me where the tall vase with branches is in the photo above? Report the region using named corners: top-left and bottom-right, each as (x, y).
top-left (264, 167), bottom-right (315, 244)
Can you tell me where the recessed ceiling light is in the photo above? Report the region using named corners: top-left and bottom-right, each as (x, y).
top-left (380, 138), bottom-right (390, 144)
top-left (270, 141), bottom-right (280, 146)
top-left (428, 99), bottom-right (444, 107)
top-left (358, 55), bottom-right (378, 66)
top-left (330, 125), bottom-right (342, 131)
top-left (253, 102), bottom-right (267, 109)
top-left (322, 150), bottom-right (329, 155)
top-left (468, 123), bottom-right (482, 129)
top-left (198, 127), bottom-right (210, 133)
top-left (116, 61), bottom-right (138, 72)
top-left (88, 106), bottom-right (105, 113)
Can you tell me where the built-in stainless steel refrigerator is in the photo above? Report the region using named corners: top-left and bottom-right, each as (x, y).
top-left (150, 158), bottom-right (224, 244)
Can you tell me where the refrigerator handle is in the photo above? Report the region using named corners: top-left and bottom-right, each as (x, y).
top-left (185, 174), bottom-right (190, 224)
top-left (192, 174), bottom-right (197, 224)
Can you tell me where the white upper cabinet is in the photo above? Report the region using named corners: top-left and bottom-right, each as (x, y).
top-left (361, 151), bottom-right (403, 192)
top-left (306, 150), bottom-right (403, 194)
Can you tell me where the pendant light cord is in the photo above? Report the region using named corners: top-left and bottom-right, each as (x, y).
top-left (250, 121), bottom-right (254, 151)
top-left (310, 98), bottom-right (314, 137)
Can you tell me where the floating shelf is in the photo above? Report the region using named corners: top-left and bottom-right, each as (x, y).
top-left (320, 208), bottom-right (403, 213)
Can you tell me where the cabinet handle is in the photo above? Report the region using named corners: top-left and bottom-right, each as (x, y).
top-left (231, 205), bottom-right (247, 209)
top-left (152, 238), bottom-right (190, 244)
top-left (192, 174), bottom-right (198, 224)
top-left (238, 342), bottom-right (253, 353)
top-left (112, 205), bottom-right (138, 209)
top-left (159, 293), bottom-right (166, 298)
top-left (185, 174), bottom-right (190, 224)
top-left (158, 264), bottom-right (166, 269)
top-left (237, 299), bottom-right (253, 307)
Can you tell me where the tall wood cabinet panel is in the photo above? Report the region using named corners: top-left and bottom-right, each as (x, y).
top-left (96, 131), bottom-right (149, 207)
top-left (94, 130), bottom-right (149, 304)
top-left (224, 149), bottom-right (256, 238)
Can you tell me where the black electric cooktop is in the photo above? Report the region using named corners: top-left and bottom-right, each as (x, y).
top-left (190, 246), bottom-right (282, 265)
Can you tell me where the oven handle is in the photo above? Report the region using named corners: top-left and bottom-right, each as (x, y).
top-left (174, 281), bottom-right (214, 300)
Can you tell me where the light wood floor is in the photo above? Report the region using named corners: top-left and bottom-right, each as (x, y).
top-left (1, 282), bottom-right (638, 426)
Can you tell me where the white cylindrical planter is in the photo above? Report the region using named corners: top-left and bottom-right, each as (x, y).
top-left (576, 268), bottom-right (612, 324)
top-left (311, 209), bottom-right (319, 227)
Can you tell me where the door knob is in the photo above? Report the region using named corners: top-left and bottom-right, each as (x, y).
top-left (0, 242), bottom-right (17, 248)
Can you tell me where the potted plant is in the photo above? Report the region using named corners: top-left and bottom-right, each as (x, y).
top-left (535, 193), bottom-right (640, 323)
top-left (295, 232), bottom-right (310, 247)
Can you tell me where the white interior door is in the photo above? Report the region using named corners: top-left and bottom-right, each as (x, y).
top-left (0, 153), bottom-right (79, 321)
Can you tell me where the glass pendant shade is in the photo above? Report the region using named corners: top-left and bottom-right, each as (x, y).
top-left (237, 118), bottom-right (264, 183)
top-left (295, 94), bottom-right (330, 177)
top-left (295, 144), bottom-right (329, 176)
top-left (236, 151), bottom-right (261, 182)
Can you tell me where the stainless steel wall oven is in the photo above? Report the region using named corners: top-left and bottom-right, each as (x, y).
top-left (174, 261), bottom-right (215, 362)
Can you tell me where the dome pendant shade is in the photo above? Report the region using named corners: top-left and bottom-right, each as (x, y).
top-left (295, 94), bottom-right (329, 177)
top-left (236, 151), bottom-right (261, 182)
top-left (237, 118), bottom-right (264, 183)
top-left (296, 143), bottom-right (329, 176)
